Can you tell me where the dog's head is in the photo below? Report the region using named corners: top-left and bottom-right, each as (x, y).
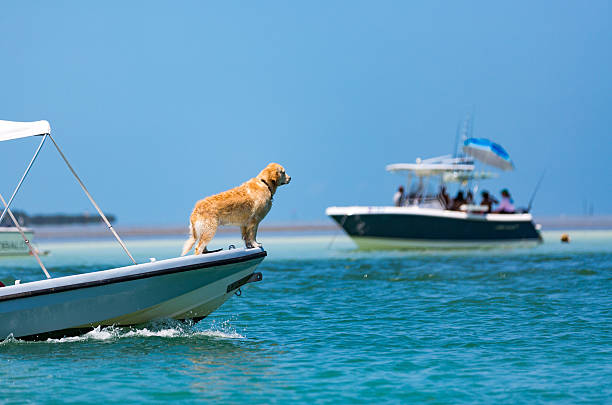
top-left (258, 163), bottom-right (291, 193)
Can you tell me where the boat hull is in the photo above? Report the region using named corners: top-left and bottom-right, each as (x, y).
top-left (0, 248), bottom-right (265, 339)
top-left (327, 206), bottom-right (542, 249)
top-left (0, 228), bottom-right (34, 256)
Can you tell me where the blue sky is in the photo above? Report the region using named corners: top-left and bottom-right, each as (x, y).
top-left (1, 1), bottom-right (611, 225)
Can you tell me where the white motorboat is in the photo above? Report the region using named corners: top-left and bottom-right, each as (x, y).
top-left (0, 247), bottom-right (265, 340)
top-left (0, 227), bottom-right (34, 256)
top-left (0, 120), bottom-right (265, 340)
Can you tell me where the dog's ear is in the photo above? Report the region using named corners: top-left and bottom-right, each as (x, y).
top-left (275, 166), bottom-right (283, 184)
top-left (269, 167), bottom-right (278, 186)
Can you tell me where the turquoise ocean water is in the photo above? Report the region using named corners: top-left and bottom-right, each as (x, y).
top-left (1, 231), bottom-right (611, 403)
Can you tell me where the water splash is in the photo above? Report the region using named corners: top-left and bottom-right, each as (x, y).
top-left (0, 319), bottom-right (244, 345)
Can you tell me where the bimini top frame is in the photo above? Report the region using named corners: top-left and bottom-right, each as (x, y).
top-left (386, 154), bottom-right (500, 183)
top-left (0, 120), bottom-right (136, 279)
top-left (386, 155), bottom-right (475, 177)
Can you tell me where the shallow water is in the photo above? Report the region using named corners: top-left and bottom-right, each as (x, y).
top-left (1, 231), bottom-right (611, 403)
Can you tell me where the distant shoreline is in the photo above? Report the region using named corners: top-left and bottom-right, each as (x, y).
top-left (535, 216), bottom-right (612, 230)
top-left (27, 216), bottom-right (612, 240)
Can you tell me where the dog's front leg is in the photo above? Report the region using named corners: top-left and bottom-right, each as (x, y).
top-left (251, 223), bottom-right (262, 248)
top-left (243, 222), bottom-right (262, 248)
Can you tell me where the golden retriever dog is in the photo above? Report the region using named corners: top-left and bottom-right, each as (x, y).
top-left (181, 163), bottom-right (291, 255)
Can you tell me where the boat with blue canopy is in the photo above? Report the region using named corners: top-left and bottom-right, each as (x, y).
top-left (327, 137), bottom-right (542, 249)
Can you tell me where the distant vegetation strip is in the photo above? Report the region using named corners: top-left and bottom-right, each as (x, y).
top-left (0, 211), bottom-right (115, 227)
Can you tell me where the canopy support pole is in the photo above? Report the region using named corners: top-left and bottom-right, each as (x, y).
top-left (0, 193), bottom-right (50, 279)
top-left (48, 135), bottom-right (137, 265)
top-left (0, 135), bottom-right (47, 227)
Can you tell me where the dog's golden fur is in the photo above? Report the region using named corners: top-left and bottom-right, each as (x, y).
top-left (181, 163), bottom-right (291, 255)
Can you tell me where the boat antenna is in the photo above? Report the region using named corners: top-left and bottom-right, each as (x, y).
top-left (527, 170), bottom-right (546, 212)
top-left (469, 106), bottom-right (475, 138)
top-left (455, 112), bottom-right (472, 159)
top-left (452, 122), bottom-right (461, 158)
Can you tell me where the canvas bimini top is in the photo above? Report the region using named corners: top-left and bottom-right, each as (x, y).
top-left (0, 120), bottom-right (51, 142)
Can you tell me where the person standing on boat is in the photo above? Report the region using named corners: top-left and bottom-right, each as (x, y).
top-left (495, 189), bottom-right (515, 213)
top-left (393, 186), bottom-right (406, 206)
top-left (480, 190), bottom-right (498, 213)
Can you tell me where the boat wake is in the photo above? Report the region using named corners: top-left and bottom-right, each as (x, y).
top-left (1, 319), bottom-right (244, 345)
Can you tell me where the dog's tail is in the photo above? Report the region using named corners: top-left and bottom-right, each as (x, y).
top-left (181, 221), bottom-right (196, 256)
